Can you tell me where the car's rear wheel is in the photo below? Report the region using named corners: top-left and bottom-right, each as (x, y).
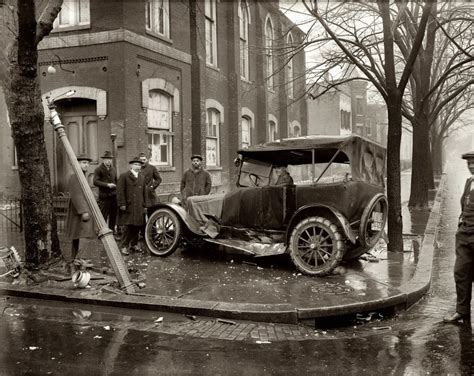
top-left (289, 216), bottom-right (345, 276)
top-left (145, 208), bottom-right (182, 257)
top-left (359, 193), bottom-right (388, 249)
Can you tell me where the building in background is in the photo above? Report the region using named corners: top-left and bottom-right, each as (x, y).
top-left (1, 0), bottom-right (307, 198)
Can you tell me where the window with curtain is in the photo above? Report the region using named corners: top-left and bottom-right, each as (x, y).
top-left (239, 1), bottom-right (250, 80)
top-left (265, 17), bottom-right (274, 89)
top-left (287, 33), bottom-right (294, 98)
top-left (206, 108), bottom-right (220, 166)
top-left (53, 0), bottom-right (90, 28)
top-left (268, 120), bottom-right (277, 142)
top-left (147, 91), bottom-right (173, 166)
top-left (241, 116), bottom-right (251, 148)
top-left (205, 0), bottom-right (217, 66)
top-left (146, 0), bottom-right (170, 38)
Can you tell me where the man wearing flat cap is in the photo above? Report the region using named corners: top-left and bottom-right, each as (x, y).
top-left (93, 151), bottom-right (118, 236)
top-left (444, 151), bottom-right (474, 323)
top-left (180, 154), bottom-right (212, 201)
top-left (65, 154), bottom-right (96, 261)
top-left (116, 157), bottom-right (146, 255)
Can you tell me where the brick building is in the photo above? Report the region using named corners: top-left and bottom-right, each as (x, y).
top-left (1, 0), bottom-right (307, 198)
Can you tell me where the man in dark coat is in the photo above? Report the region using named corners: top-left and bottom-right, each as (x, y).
top-left (93, 151), bottom-right (118, 235)
top-left (180, 155), bottom-right (212, 201)
top-left (117, 157), bottom-right (146, 255)
top-left (273, 165), bottom-right (294, 185)
top-left (65, 154), bottom-right (96, 260)
top-left (139, 152), bottom-right (162, 208)
top-left (444, 152), bottom-right (474, 324)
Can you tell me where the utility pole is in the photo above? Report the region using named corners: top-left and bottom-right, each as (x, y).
top-left (47, 92), bottom-right (135, 293)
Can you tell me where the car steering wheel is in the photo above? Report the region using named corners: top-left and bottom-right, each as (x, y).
top-left (248, 173), bottom-right (261, 187)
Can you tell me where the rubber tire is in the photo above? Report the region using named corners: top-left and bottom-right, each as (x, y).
top-left (289, 216), bottom-right (345, 276)
top-left (359, 193), bottom-right (388, 249)
top-left (145, 208), bottom-right (182, 257)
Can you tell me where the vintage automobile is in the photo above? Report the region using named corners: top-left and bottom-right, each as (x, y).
top-left (144, 135), bottom-right (388, 276)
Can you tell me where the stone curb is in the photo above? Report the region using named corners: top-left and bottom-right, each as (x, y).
top-left (0, 175), bottom-right (447, 324)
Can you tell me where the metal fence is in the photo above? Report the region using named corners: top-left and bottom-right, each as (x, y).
top-left (0, 196), bottom-right (70, 234)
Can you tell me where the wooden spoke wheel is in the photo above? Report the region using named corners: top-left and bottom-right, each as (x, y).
top-left (145, 208), bottom-right (182, 257)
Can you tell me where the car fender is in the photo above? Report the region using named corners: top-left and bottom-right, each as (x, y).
top-left (148, 203), bottom-right (205, 236)
top-left (286, 204), bottom-right (356, 245)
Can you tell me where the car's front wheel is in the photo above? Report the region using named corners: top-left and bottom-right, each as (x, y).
top-left (289, 216), bottom-right (345, 276)
top-left (145, 208), bottom-right (182, 257)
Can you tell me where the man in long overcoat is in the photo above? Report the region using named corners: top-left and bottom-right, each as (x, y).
top-left (117, 157), bottom-right (146, 255)
top-left (139, 152), bottom-right (162, 208)
top-left (93, 151), bottom-right (118, 234)
top-left (65, 154), bottom-right (96, 260)
top-left (444, 151), bottom-right (474, 324)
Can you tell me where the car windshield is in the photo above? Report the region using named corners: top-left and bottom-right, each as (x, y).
top-left (238, 159), bottom-right (352, 187)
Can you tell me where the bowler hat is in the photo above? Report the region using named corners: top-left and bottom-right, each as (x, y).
top-left (129, 156), bottom-right (144, 165)
top-left (101, 150), bottom-right (113, 159)
top-left (462, 151), bottom-right (474, 160)
top-left (191, 154), bottom-right (203, 161)
top-left (77, 154), bottom-right (92, 162)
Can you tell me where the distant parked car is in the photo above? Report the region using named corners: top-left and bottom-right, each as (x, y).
top-left (145, 135), bottom-right (388, 276)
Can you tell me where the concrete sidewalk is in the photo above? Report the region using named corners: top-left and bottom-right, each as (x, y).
top-left (0, 173), bottom-right (445, 325)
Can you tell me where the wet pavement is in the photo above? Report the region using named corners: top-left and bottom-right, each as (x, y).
top-left (0, 170), bottom-right (446, 324)
top-left (0, 159), bottom-right (473, 375)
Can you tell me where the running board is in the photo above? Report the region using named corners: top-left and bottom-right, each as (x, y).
top-left (203, 238), bottom-right (287, 257)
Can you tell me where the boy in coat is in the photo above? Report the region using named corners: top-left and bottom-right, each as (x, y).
top-left (117, 157), bottom-right (146, 255)
top-left (65, 154), bottom-right (96, 260)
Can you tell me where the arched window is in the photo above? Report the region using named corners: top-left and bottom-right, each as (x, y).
top-left (146, 0), bottom-right (170, 38)
top-left (147, 91), bottom-right (173, 166)
top-left (205, 0), bottom-right (218, 66)
top-left (206, 108), bottom-right (221, 166)
top-left (289, 121), bottom-right (301, 137)
top-left (241, 116), bottom-right (251, 148)
top-left (287, 33), bottom-right (294, 98)
top-left (264, 16), bottom-right (274, 90)
top-left (239, 1), bottom-right (250, 80)
top-left (268, 116), bottom-right (278, 142)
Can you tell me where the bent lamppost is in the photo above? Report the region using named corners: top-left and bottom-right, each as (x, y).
top-left (46, 91), bottom-right (135, 293)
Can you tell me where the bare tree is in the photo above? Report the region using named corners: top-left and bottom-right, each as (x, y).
top-left (0, 0), bottom-right (63, 268)
top-left (298, 0), bottom-right (434, 252)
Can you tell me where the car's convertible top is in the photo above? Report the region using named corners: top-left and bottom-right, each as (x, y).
top-left (237, 134), bottom-right (386, 186)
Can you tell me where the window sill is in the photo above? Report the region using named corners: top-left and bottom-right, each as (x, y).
top-left (145, 30), bottom-right (173, 44)
top-left (156, 166), bottom-right (176, 172)
top-left (51, 24), bottom-right (91, 33)
top-left (206, 166), bottom-right (222, 171)
top-left (241, 77), bottom-right (252, 85)
top-left (206, 63), bottom-right (220, 72)
top-left (11, 166), bottom-right (18, 171)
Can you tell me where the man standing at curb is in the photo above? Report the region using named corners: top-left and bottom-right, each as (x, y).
top-left (93, 151), bottom-right (118, 237)
top-left (180, 154), bottom-right (212, 202)
top-left (444, 151), bottom-right (474, 324)
top-left (117, 157), bottom-right (146, 255)
top-left (65, 154), bottom-right (96, 261)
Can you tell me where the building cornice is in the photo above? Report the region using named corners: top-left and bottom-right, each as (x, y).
top-left (38, 29), bottom-right (192, 65)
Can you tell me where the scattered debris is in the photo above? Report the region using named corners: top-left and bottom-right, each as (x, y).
top-left (137, 282), bottom-right (146, 289)
top-left (93, 335), bottom-right (103, 339)
top-left (154, 317), bottom-right (163, 323)
top-left (28, 346), bottom-right (40, 350)
top-left (185, 314), bottom-right (197, 321)
top-left (217, 318), bottom-right (236, 325)
top-left (372, 326), bottom-right (391, 331)
top-left (103, 326), bottom-right (111, 331)
top-left (242, 261), bottom-right (257, 266)
top-left (255, 340), bottom-right (271, 344)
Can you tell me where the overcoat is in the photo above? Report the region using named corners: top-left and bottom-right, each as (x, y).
top-left (93, 163), bottom-right (117, 199)
top-left (116, 170), bottom-right (146, 226)
top-left (180, 168), bottom-right (212, 200)
top-left (65, 173), bottom-right (96, 239)
top-left (141, 163), bottom-right (162, 207)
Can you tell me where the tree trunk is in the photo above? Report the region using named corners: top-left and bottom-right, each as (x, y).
top-left (431, 133), bottom-right (444, 176)
top-left (408, 113), bottom-right (432, 208)
top-left (386, 102), bottom-right (403, 253)
top-left (5, 0), bottom-right (62, 268)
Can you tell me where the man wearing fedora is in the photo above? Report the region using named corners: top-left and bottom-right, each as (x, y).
top-left (117, 157), bottom-right (146, 255)
top-left (93, 151), bottom-right (118, 236)
top-left (138, 151), bottom-right (162, 208)
top-left (65, 154), bottom-right (96, 261)
top-left (444, 151), bottom-right (474, 324)
top-left (180, 154), bottom-right (212, 202)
